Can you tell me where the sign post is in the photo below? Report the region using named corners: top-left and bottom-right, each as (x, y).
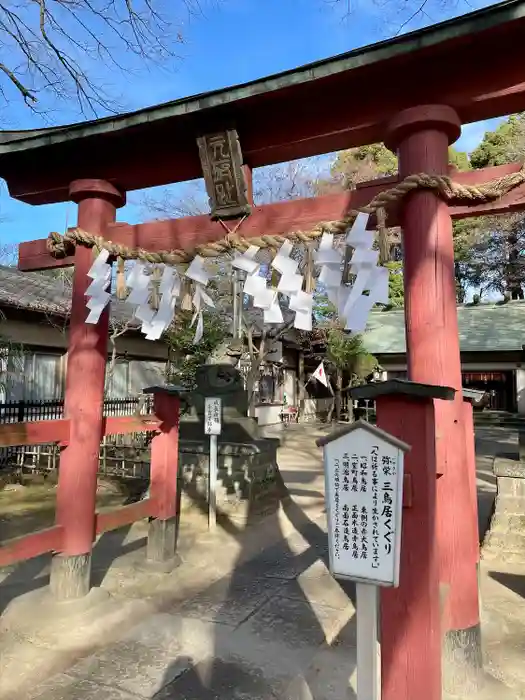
top-left (317, 420), bottom-right (410, 700)
top-left (204, 397), bottom-right (222, 531)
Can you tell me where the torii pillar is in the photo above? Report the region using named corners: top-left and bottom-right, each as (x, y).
top-left (385, 106), bottom-right (482, 690)
top-left (50, 179), bottom-right (126, 600)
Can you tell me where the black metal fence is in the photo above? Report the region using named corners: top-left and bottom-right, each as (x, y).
top-left (0, 396), bottom-right (155, 478)
top-left (0, 396), bottom-right (153, 424)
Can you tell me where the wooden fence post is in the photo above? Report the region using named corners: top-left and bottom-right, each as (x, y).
top-left (144, 385), bottom-right (182, 572)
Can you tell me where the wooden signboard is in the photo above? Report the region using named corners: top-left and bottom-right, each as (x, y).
top-left (204, 397), bottom-right (222, 530)
top-left (204, 397), bottom-right (222, 436)
top-left (320, 420), bottom-right (407, 587)
top-left (196, 129), bottom-right (251, 220)
top-left (318, 420), bottom-right (410, 700)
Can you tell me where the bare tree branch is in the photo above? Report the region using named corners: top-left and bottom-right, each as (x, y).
top-left (0, 0), bottom-right (215, 118)
top-left (107, 317), bottom-right (134, 384)
top-left (0, 243), bottom-right (17, 266)
top-left (325, 0), bottom-right (472, 34)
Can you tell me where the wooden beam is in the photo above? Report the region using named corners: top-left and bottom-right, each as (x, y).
top-left (0, 415), bottom-right (159, 448)
top-left (0, 525), bottom-right (63, 567)
top-left (18, 177), bottom-right (391, 271)
top-left (0, 419), bottom-right (70, 447)
top-left (18, 163), bottom-right (524, 272)
top-left (95, 499), bottom-right (154, 535)
top-left (18, 239), bottom-right (76, 271)
top-left (102, 415), bottom-right (160, 437)
top-left (380, 163), bottom-right (525, 228)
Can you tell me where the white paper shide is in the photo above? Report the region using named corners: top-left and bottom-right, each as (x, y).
top-left (84, 211), bottom-right (389, 343)
top-left (85, 249), bottom-right (112, 324)
top-left (322, 422), bottom-right (406, 587)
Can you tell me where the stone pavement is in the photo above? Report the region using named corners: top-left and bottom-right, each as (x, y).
top-left (1, 423), bottom-right (525, 698)
top-left (18, 516), bottom-right (358, 700)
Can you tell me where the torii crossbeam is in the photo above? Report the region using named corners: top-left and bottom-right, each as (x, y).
top-left (17, 162), bottom-right (525, 271)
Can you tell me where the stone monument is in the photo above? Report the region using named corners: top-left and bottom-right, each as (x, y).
top-left (178, 342), bottom-right (280, 523)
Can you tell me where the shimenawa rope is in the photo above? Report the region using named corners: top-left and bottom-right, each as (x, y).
top-left (47, 164), bottom-right (525, 268)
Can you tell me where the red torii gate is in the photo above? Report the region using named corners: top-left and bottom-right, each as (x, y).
top-left (1, 2), bottom-right (525, 698)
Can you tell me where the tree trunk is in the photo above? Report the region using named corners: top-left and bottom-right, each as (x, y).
top-left (335, 370), bottom-right (343, 422)
top-left (297, 351), bottom-right (305, 420)
top-left (246, 367), bottom-right (259, 417)
top-left (326, 399), bottom-right (335, 423)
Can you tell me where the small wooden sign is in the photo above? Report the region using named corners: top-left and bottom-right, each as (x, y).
top-left (318, 420), bottom-right (410, 587)
top-left (204, 397), bottom-right (222, 436)
top-left (196, 130), bottom-right (251, 220)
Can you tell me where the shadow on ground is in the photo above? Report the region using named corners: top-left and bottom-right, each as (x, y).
top-left (489, 571), bottom-right (525, 599)
top-left (151, 480), bottom-right (358, 700)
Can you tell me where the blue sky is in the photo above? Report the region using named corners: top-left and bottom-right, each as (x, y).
top-left (0, 0), bottom-right (505, 249)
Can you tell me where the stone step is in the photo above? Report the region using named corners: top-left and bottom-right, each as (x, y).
top-left (474, 410), bottom-right (524, 424)
top-left (495, 479), bottom-right (525, 498)
top-left (488, 513), bottom-right (525, 533)
top-left (482, 531), bottom-right (525, 555)
top-left (481, 548), bottom-right (525, 564)
top-left (494, 495), bottom-right (525, 515)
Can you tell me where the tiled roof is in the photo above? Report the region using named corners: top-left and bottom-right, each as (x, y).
top-left (363, 302), bottom-right (525, 355)
top-left (0, 265), bottom-right (135, 324)
top-left (0, 265), bottom-right (297, 340)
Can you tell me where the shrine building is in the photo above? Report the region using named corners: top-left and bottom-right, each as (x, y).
top-left (364, 301), bottom-right (525, 413)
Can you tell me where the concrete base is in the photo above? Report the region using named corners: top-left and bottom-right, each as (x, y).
top-left (146, 517), bottom-right (179, 572)
top-left (3, 584), bottom-right (110, 624)
top-left (444, 669), bottom-right (516, 700)
top-left (49, 553), bottom-right (92, 601)
top-left (135, 555), bottom-right (182, 575)
top-left (442, 623), bottom-right (484, 695)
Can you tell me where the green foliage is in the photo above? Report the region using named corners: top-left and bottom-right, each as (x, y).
top-left (382, 262), bottom-right (404, 308)
top-left (327, 143), bottom-right (470, 189)
top-left (470, 114), bottom-right (525, 168)
top-left (457, 114), bottom-right (525, 299)
top-left (165, 311), bottom-right (228, 388)
top-left (313, 292), bottom-right (337, 323)
top-left (448, 148), bottom-right (471, 172)
top-left (330, 144), bottom-right (398, 186)
top-left (325, 328), bottom-right (376, 380)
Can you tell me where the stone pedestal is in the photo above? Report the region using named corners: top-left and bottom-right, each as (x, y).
top-left (179, 437), bottom-right (280, 524)
top-left (483, 459), bottom-right (525, 564)
top-left (178, 363), bottom-right (281, 523)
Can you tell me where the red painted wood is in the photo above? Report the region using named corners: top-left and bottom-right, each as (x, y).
top-left (0, 526), bottom-right (63, 567)
top-left (243, 164), bottom-right (254, 206)
top-left (102, 415), bottom-right (160, 437)
top-left (18, 240), bottom-right (76, 271)
top-left (0, 419), bottom-right (70, 447)
top-left (95, 500), bottom-right (153, 535)
top-left (149, 393), bottom-right (180, 520)
top-left (0, 415), bottom-right (159, 447)
top-left (70, 179), bottom-right (126, 204)
top-left (17, 163), bottom-right (524, 272)
top-left (388, 105), bottom-right (479, 634)
top-left (54, 180), bottom-right (125, 557)
top-left (402, 473), bottom-right (413, 508)
top-left (462, 400), bottom-right (480, 565)
top-left (18, 180), bottom-right (386, 271)
top-left (377, 395), bottom-right (441, 700)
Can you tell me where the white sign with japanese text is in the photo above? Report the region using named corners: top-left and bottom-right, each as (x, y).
top-left (321, 422), bottom-right (406, 587)
top-left (204, 397), bottom-right (222, 436)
